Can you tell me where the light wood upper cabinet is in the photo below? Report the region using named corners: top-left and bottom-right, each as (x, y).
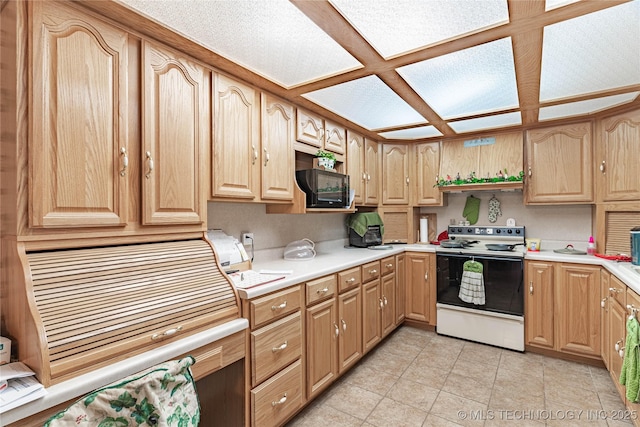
top-left (414, 142), bottom-right (443, 206)
top-left (525, 122), bottom-right (593, 204)
top-left (525, 261), bottom-right (555, 349)
top-left (29, 2), bottom-right (129, 228)
top-left (261, 94), bottom-right (295, 201)
top-left (598, 109), bottom-right (640, 202)
top-left (346, 131), bottom-right (365, 204)
top-left (364, 138), bottom-right (381, 206)
top-left (382, 144), bottom-right (410, 205)
top-left (324, 120), bottom-right (346, 155)
top-left (141, 41), bottom-right (208, 225)
top-left (212, 74), bottom-right (260, 200)
top-left (296, 109), bottom-right (324, 148)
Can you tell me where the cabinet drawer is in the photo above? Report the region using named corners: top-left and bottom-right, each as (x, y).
top-left (251, 312), bottom-right (302, 386)
top-left (251, 359), bottom-right (303, 427)
top-left (609, 275), bottom-right (626, 307)
top-left (306, 274), bottom-right (336, 306)
top-left (362, 260), bottom-right (381, 283)
top-left (180, 330), bottom-right (245, 380)
top-left (250, 285), bottom-right (301, 329)
top-left (381, 256), bottom-right (395, 276)
top-left (338, 267), bottom-right (361, 293)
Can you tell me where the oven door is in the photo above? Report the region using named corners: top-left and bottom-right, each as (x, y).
top-left (436, 253), bottom-right (524, 316)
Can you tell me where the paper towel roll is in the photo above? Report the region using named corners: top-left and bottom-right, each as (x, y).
top-left (419, 218), bottom-right (429, 243)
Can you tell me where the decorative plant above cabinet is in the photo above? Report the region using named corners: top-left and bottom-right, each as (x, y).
top-left (436, 170), bottom-right (525, 187)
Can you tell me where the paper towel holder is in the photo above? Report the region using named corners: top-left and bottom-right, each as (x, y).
top-left (417, 213), bottom-right (437, 244)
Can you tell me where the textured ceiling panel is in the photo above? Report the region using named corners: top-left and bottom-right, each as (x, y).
top-left (539, 92), bottom-right (640, 121)
top-left (378, 126), bottom-right (443, 140)
top-left (540, 1), bottom-right (640, 102)
top-left (448, 112), bottom-right (522, 133)
top-left (302, 75), bottom-right (426, 130)
top-left (119, 0), bottom-right (362, 87)
top-left (397, 37), bottom-right (519, 119)
top-left (545, 0), bottom-right (581, 11)
top-left (329, 0), bottom-right (509, 59)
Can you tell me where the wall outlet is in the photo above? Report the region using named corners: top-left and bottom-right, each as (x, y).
top-left (242, 232), bottom-right (254, 246)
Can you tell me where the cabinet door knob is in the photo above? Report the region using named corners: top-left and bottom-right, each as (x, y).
top-left (529, 281), bottom-right (534, 295)
top-left (252, 145), bottom-right (258, 165)
top-left (406, 176), bottom-right (410, 185)
top-left (601, 298), bottom-right (607, 308)
top-left (383, 296), bottom-right (388, 306)
top-left (600, 160), bottom-right (606, 173)
top-left (120, 147), bottom-right (128, 177)
top-left (424, 272), bottom-right (428, 281)
top-left (271, 393), bottom-right (287, 407)
top-left (615, 340), bottom-right (622, 351)
top-left (379, 298), bottom-right (384, 309)
top-left (334, 323), bottom-right (340, 337)
top-left (145, 151), bottom-right (154, 179)
top-left (528, 166), bottom-right (532, 177)
top-left (263, 148), bottom-right (270, 166)
top-left (341, 319), bottom-right (347, 331)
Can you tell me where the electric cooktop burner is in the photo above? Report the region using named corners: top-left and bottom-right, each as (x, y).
top-left (436, 225), bottom-right (526, 257)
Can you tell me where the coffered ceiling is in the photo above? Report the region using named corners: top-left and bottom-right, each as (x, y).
top-left (117, 0), bottom-right (640, 142)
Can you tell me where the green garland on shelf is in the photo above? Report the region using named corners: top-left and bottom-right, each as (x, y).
top-left (435, 170), bottom-right (525, 187)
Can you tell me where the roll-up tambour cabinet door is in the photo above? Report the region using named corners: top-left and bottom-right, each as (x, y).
top-left (26, 239), bottom-right (240, 385)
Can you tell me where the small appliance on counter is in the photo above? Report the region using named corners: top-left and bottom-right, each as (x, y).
top-left (347, 212), bottom-right (384, 247)
top-left (284, 238), bottom-right (316, 260)
top-left (295, 169), bottom-right (349, 208)
top-left (632, 226), bottom-right (640, 266)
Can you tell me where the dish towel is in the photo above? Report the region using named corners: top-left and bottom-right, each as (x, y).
top-left (346, 212), bottom-right (384, 237)
top-left (458, 260), bottom-right (485, 305)
top-left (620, 315), bottom-right (640, 402)
top-left (462, 195), bottom-right (481, 225)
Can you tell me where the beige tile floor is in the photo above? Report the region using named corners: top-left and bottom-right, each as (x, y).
top-left (286, 326), bottom-right (636, 427)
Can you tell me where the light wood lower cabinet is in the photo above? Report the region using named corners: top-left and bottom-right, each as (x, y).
top-left (381, 257), bottom-right (396, 337)
top-left (362, 260), bottom-right (382, 353)
top-left (405, 252), bottom-right (435, 324)
top-left (306, 297), bottom-right (338, 399)
top-left (338, 287), bottom-right (362, 374)
top-left (243, 285), bottom-right (304, 427)
top-left (526, 261), bottom-right (601, 358)
top-left (395, 254), bottom-right (406, 325)
top-left (608, 276), bottom-right (627, 403)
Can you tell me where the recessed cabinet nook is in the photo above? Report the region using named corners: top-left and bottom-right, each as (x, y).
top-left (2, 1), bottom-right (640, 427)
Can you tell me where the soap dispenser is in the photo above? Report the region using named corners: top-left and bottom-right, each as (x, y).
top-left (587, 236), bottom-right (595, 255)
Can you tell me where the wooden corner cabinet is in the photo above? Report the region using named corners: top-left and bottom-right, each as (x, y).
top-left (525, 122), bottom-right (593, 204)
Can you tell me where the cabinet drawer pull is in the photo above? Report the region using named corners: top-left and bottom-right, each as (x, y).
top-left (385, 263), bottom-right (393, 269)
top-left (609, 287), bottom-right (622, 294)
top-left (151, 325), bottom-right (182, 341)
top-left (271, 301), bottom-right (287, 311)
top-left (145, 151), bottom-right (154, 179)
top-left (272, 341), bottom-right (288, 353)
top-left (341, 319), bottom-right (347, 331)
top-left (346, 277), bottom-right (356, 283)
top-left (316, 287), bottom-right (329, 294)
top-left (271, 393), bottom-right (287, 407)
top-left (119, 147), bottom-right (128, 176)
top-left (369, 269), bottom-right (377, 275)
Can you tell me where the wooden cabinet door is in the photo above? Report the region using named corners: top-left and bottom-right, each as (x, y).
top-left (261, 93), bottom-right (294, 201)
top-left (601, 270), bottom-right (611, 369)
top-left (395, 254), bottom-right (406, 325)
top-left (212, 74), bottom-right (260, 200)
top-left (296, 109), bottom-right (323, 148)
top-left (382, 144), bottom-right (410, 205)
top-left (324, 120), bottom-right (346, 155)
top-left (29, 2), bottom-right (129, 228)
top-left (625, 288), bottom-right (640, 413)
top-left (525, 122), bottom-right (593, 204)
top-left (378, 207), bottom-right (415, 244)
top-left (141, 41), bottom-right (208, 226)
top-left (362, 279), bottom-right (382, 354)
top-left (381, 273), bottom-right (396, 337)
top-left (524, 261), bottom-right (554, 349)
top-left (609, 296), bottom-right (627, 400)
top-left (555, 264), bottom-right (601, 356)
top-left (364, 139), bottom-right (381, 205)
top-left (306, 298), bottom-right (337, 399)
top-left (405, 253), bottom-right (430, 323)
top-left (415, 142), bottom-right (442, 206)
top-left (346, 130), bottom-right (365, 205)
top-left (599, 109), bottom-right (640, 202)
top-left (337, 288), bottom-right (362, 374)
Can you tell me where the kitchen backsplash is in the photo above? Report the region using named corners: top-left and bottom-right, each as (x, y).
top-left (208, 192), bottom-right (592, 253)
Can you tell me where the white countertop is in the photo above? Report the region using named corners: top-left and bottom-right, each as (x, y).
top-left (242, 243), bottom-right (640, 298)
top-left (1, 319), bottom-right (248, 426)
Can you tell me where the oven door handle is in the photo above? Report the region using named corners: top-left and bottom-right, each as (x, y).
top-left (436, 253), bottom-right (523, 263)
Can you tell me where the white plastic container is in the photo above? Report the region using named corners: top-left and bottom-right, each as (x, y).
top-left (284, 238), bottom-right (316, 260)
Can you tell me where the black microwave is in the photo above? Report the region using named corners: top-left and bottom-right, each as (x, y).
top-left (295, 169), bottom-right (350, 208)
